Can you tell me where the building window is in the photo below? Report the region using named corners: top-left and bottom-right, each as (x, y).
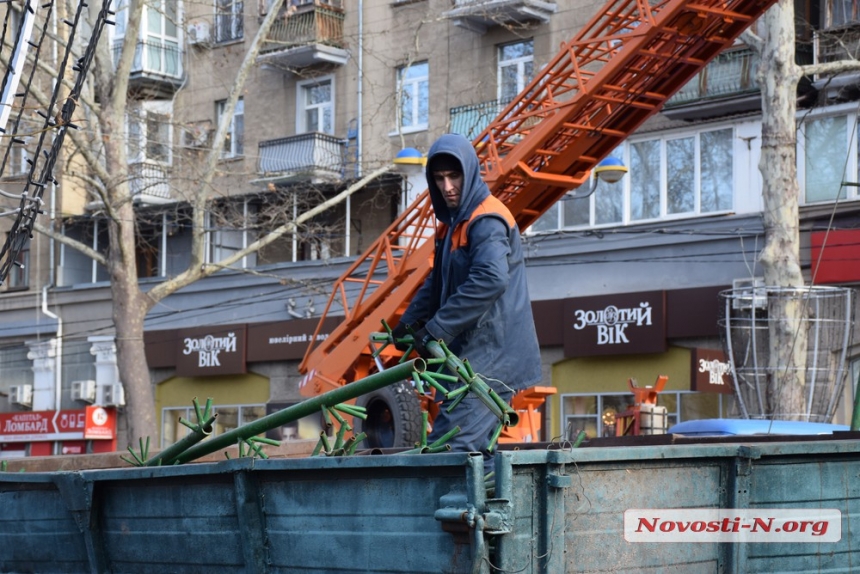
top-left (397, 61), bottom-right (428, 131)
top-left (161, 403), bottom-right (265, 448)
top-left (217, 98), bottom-right (244, 158)
top-left (298, 77), bottom-right (333, 134)
top-left (559, 391), bottom-right (729, 439)
top-left (215, 0), bottom-right (244, 43)
top-left (6, 237), bottom-right (28, 290)
top-left (498, 39), bottom-right (534, 103)
top-left (805, 114), bottom-right (847, 203)
top-left (6, 142), bottom-right (28, 177)
top-left (127, 106), bottom-right (172, 164)
top-left (828, 0), bottom-right (860, 27)
top-left (531, 127), bottom-right (734, 232)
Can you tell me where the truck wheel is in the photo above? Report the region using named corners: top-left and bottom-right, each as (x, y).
top-left (355, 381), bottom-right (422, 449)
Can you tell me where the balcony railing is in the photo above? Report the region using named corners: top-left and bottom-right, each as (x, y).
top-left (815, 25), bottom-right (860, 64)
top-left (129, 161), bottom-right (171, 202)
top-left (443, 0), bottom-right (557, 33)
top-left (449, 99), bottom-right (507, 141)
top-left (257, 132), bottom-right (346, 180)
top-left (665, 48), bottom-right (760, 106)
top-left (259, 2), bottom-right (347, 67)
top-left (112, 38), bottom-right (184, 96)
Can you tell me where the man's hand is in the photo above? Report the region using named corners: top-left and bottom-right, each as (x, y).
top-left (411, 326), bottom-right (437, 359)
top-left (391, 322), bottom-right (411, 352)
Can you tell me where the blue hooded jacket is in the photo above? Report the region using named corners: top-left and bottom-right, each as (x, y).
top-left (400, 134), bottom-right (542, 392)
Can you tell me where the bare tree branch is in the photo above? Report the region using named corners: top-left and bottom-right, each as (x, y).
top-left (147, 164), bottom-right (395, 302)
top-left (33, 221), bottom-right (108, 266)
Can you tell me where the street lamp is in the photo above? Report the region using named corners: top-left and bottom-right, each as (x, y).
top-left (393, 147), bottom-right (427, 210)
top-left (564, 156), bottom-right (628, 200)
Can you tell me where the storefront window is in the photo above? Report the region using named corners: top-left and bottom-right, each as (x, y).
top-left (560, 391), bottom-right (729, 439)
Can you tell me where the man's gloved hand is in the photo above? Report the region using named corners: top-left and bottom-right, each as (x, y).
top-left (391, 322), bottom-right (412, 352)
top-left (411, 326), bottom-right (437, 359)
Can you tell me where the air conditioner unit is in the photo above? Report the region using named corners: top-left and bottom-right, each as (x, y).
top-left (187, 20), bottom-right (210, 46)
top-left (9, 384), bottom-right (33, 407)
top-left (731, 277), bottom-right (767, 311)
top-left (71, 380), bottom-right (97, 403)
top-left (102, 383), bottom-right (126, 407)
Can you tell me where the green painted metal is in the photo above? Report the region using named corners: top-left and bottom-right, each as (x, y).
top-left (171, 358), bottom-right (423, 464)
top-left (4, 438), bottom-right (860, 572)
top-left (145, 398), bottom-right (216, 466)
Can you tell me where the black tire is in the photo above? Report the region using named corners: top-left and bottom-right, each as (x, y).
top-left (355, 381), bottom-right (423, 449)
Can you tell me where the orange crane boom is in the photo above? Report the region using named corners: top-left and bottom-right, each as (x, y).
top-left (300, 0), bottom-right (776, 400)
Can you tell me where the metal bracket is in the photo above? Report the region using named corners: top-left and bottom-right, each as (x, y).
top-left (547, 472), bottom-right (573, 489)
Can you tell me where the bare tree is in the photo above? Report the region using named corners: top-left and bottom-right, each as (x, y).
top-left (11, 0), bottom-right (392, 442)
top-left (745, 0), bottom-right (860, 418)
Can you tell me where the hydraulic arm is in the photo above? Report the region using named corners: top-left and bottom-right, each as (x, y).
top-left (300, 0), bottom-right (778, 397)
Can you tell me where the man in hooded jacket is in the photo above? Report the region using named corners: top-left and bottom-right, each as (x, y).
top-left (393, 133), bottom-right (542, 472)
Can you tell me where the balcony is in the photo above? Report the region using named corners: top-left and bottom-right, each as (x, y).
top-left (449, 99), bottom-right (505, 141)
top-left (663, 45), bottom-right (815, 121)
top-left (255, 132), bottom-right (346, 183)
top-left (662, 48), bottom-right (761, 120)
top-left (813, 25), bottom-right (860, 101)
top-left (113, 39), bottom-right (184, 98)
top-left (442, 0), bottom-right (557, 34)
top-left (129, 161), bottom-right (172, 205)
top-left (258, 1), bottom-right (348, 69)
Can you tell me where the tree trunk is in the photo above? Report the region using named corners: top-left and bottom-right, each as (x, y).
top-left (757, 0), bottom-right (808, 419)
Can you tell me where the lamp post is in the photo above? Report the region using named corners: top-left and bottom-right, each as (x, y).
top-left (564, 156), bottom-right (628, 200)
top-left (393, 147), bottom-right (427, 212)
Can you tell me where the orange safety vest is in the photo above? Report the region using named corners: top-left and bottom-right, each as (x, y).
top-left (437, 195), bottom-right (516, 251)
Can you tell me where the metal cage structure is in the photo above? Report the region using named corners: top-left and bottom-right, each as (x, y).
top-left (720, 285), bottom-right (855, 422)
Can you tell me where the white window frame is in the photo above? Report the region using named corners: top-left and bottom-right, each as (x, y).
top-left (217, 98), bottom-right (244, 158)
top-left (497, 39), bottom-right (534, 103)
top-left (205, 200), bottom-right (252, 268)
top-left (126, 101), bottom-right (173, 165)
top-left (528, 123), bottom-right (739, 233)
top-left (396, 61), bottom-right (429, 133)
top-left (215, 0), bottom-right (244, 43)
top-left (796, 105), bottom-right (860, 205)
top-left (297, 76), bottom-right (335, 134)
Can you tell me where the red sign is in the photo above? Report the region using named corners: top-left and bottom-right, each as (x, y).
top-left (811, 230), bottom-right (860, 284)
top-left (84, 406), bottom-right (117, 440)
top-left (0, 408), bottom-right (116, 442)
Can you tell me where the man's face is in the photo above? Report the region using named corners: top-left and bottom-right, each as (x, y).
top-left (433, 170), bottom-right (464, 209)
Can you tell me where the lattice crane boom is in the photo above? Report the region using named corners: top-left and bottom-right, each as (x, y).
top-left (300, 0), bottom-right (777, 396)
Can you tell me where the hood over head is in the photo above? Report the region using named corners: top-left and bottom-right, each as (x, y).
top-left (425, 133), bottom-right (490, 226)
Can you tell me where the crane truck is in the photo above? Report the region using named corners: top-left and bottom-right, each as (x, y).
top-left (10, 1), bottom-right (860, 574)
top-left (298, 0), bottom-right (779, 447)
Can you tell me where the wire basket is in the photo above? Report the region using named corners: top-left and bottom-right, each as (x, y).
top-left (719, 285), bottom-right (855, 422)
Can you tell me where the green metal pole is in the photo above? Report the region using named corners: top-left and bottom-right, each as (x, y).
top-left (171, 358), bottom-right (423, 464)
top-left (425, 340), bottom-right (519, 427)
top-left (145, 414), bottom-right (217, 466)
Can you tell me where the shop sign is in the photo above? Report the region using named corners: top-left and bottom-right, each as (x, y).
top-left (564, 291), bottom-right (667, 357)
top-left (0, 409), bottom-right (89, 443)
top-left (176, 325), bottom-right (247, 376)
top-left (248, 317), bottom-right (342, 362)
top-left (691, 348), bottom-right (733, 394)
top-left (84, 405), bottom-right (117, 439)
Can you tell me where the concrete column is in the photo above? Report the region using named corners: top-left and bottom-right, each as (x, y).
top-left (26, 339), bottom-right (57, 411)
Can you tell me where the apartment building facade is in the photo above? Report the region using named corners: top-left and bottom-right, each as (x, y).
top-left (1, 0), bottom-right (859, 456)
